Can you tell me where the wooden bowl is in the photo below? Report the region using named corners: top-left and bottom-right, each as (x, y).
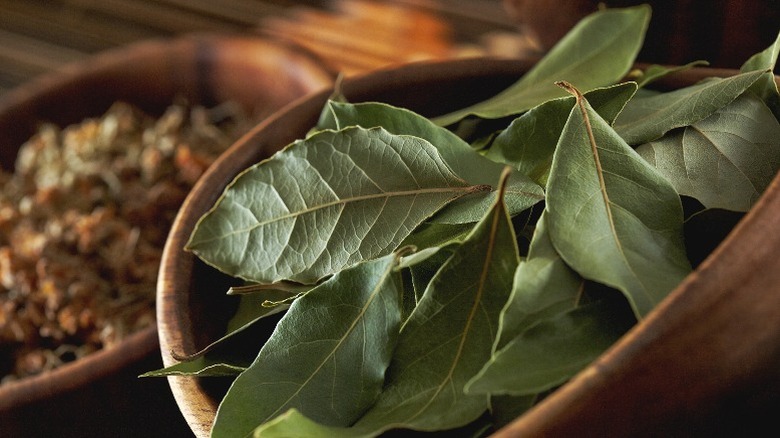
top-left (157, 58), bottom-right (780, 437)
top-left (0, 34), bottom-right (333, 436)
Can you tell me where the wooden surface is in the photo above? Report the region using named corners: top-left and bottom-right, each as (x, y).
top-left (0, 0), bottom-right (536, 96)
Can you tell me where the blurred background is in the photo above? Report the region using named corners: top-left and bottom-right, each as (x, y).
top-left (2, 0), bottom-right (778, 97)
top-left (0, 0), bottom-right (537, 96)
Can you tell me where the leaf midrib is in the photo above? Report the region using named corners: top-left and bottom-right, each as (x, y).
top-left (572, 88), bottom-right (650, 316)
top-left (194, 185), bottom-right (480, 246)
top-left (261, 259), bottom-right (396, 424)
top-left (403, 191), bottom-right (504, 424)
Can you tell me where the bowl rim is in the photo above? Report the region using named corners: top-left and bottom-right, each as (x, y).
top-left (157, 56), bottom-right (779, 436)
top-left (0, 32), bottom-right (333, 411)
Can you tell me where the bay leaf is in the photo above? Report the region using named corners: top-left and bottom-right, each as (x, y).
top-left (433, 5), bottom-right (650, 126)
top-left (210, 253), bottom-right (405, 438)
top-left (312, 73), bottom-right (348, 134)
top-left (323, 101), bottom-right (544, 223)
top-left (628, 60), bottom-right (709, 88)
top-left (398, 242), bottom-right (460, 303)
top-left (250, 169), bottom-right (519, 437)
top-left (188, 126), bottom-right (481, 284)
top-left (741, 30), bottom-right (780, 118)
top-left (465, 298), bottom-right (634, 396)
top-left (613, 70), bottom-right (766, 144)
top-left (251, 409), bottom-right (357, 438)
top-left (345, 169), bottom-right (519, 434)
top-left (140, 357), bottom-right (247, 378)
top-left (485, 82), bottom-right (638, 185)
top-left (400, 220), bottom-right (472, 252)
top-left (251, 409), bottom-right (492, 438)
top-left (637, 94), bottom-right (780, 212)
top-left (546, 83), bottom-right (691, 318)
top-left (225, 289), bottom-right (300, 331)
top-left (495, 214), bottom-right (585, 350)
top-left (462, 213), bottom-right (583, 397)
top-left (141, 293), bottom-right (290, 377)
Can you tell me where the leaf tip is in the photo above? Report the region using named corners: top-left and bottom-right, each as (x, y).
top-left (555, 81), bottom-right (583, 100)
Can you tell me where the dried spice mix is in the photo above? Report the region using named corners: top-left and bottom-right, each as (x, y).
top-left (0, 101), bottom-right (249, 383)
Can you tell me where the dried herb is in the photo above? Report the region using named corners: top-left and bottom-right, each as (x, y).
top-left (147, 5), bottom-right (779, 437)
top-left (1, 101), bottom-right (250, 383)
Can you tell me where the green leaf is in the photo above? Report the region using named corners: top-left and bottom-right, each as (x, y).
top-left (211, 253), bottom-right (405, 438)
top-left (427, 178), bottom-right (542, 224)
top-left (462, 213), bottom-right (584, 398)
top-left (613, 70), bottom-right (766, 144)
top-left (346, 169), bottom-right (519, 434)
top-left (140, 357), bottom-right (247, 378)
top-left (225, 289), bottom-right (300, 332)
top-left (252, 409), bottom-right (355, 438)
top-left (311, 73), bottom-right (348, 135)
top-left (433, 5), bottom-right (650, 125)
top-left (465, 298), bottom-right (634, 396)
top-left (485, 82), bottom-right (638, 185)
top-left (628, 61), bottom-right (709, 88)
top-left (188, 126), bottom-right (481, 284)
top-left (637, 94), bottom-right (780, 212)
top-left (546, 83), bottom-right (691, 318)
top-left (495, 214), bottom-right (585, 350)
top-left (399, 242), bottom-right (460, 303)
top-left (400, 221), bottom-right (472, 251)
top-left (142, 290), bottom-right (296, 378)
top-left (324, 101), bottom-right (544, 223)
top-left (741, 30), bottom-right (780, 119)
top-left (251, 170), bottom-right (520, 437)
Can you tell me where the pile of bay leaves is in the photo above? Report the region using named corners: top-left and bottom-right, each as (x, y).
top-left (145, 5), bottom-right (780, 437)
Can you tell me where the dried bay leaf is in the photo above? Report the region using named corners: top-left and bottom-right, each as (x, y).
top-left (399, 221), bottom-right (472, 251)
top-left (348, 170), bottom-right (519, 434)
top-left (251, 170), bottom-right (519, 436)
top-left (140, 292), bottom-right (294, 377)
top-left (398, 242), bottom-right (460, 303)
top-left (628, 60), bottom-right (709, 88)
top-left (546, 83), bottom-right (691, 318)
top-left (465, 297), bottom-right (634, 396)
top-left (188, 127), bottom-right (482, 284)
top-left (210, 253), bottom-right (405, 438)
top-left (741, 30), bottom-right (780, 118)
top-left (433, 5), bottom-right (650, 126)
top-left (140, 357), bottom-right (247, 378)
top-left (322, 100), bottom-right (544, 223)
top-left (464, 214), bottom-right (584, 418)
top-left (637, 94), bottom-right (780, 212)
top-left (614, 70), bottom-right (766, 144)
top-left (485, 82), bottom-right (638, 185)
top-left (494, 214), bottom-right (585, 350)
